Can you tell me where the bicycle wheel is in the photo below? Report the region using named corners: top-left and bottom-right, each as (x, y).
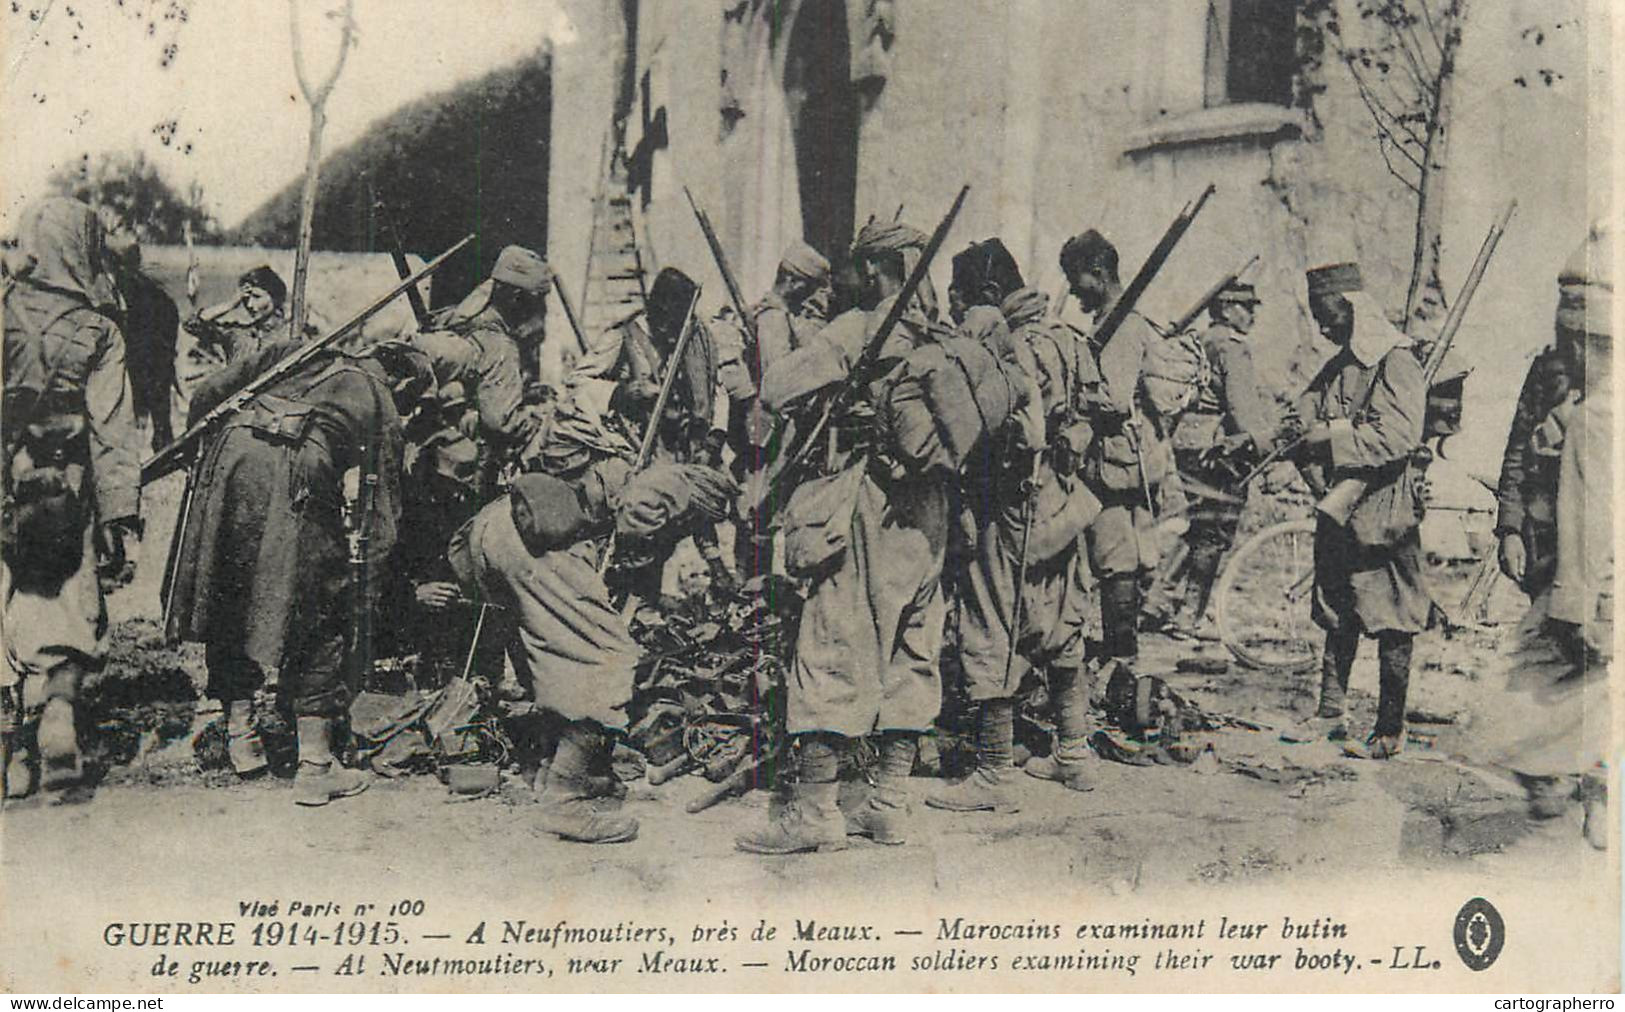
top-left (1214, 518), bottom-right (1319, 673)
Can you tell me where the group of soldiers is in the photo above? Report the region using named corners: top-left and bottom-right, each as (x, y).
top-left (0, 191), bottom-right (1610, 851)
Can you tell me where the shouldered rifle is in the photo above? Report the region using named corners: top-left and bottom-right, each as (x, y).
top-left (683, 186), bottom-right (755, 343)
top-left (756, 184), bottom-right (970, 515)
top-left (597, 285), bottom-right (704, 575)
top-left (1093, 183), bottom-right (1215, 351)
top-left (1316, 198), bottom-right (1518, 527)
top-left (1167, 254), bottom-right (1258, 335)
top-left (374, 198), bottom-right (432, 329)
top-left (140, 233), bottom-right (474, 485)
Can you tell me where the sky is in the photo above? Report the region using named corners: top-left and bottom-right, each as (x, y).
top-left (1, 0), bottom-right (576, 231)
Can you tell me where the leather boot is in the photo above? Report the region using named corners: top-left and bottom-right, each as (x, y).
top-left (738, 735), bottom-right (848, 854)
top-left (37, 697), bottom-right (82, 792)
top-left (226, 699), bottom-right (268, 777)
top-left (293, 716), bottom-right (370, 807)
top-left (1025, 666), bottom-right (1094, 792)
top-left (737, 779), bottom-right (849, 854)
top-left (927, 700), bottom-right (1020, 813)
top-left (534, 722), bottom-right (639, 844)
top-left (849, 731), bottom-right (917, 843)
top-left (1282, 629), bottom-right (1356, 743)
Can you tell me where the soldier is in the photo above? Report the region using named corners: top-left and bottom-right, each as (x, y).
top-left (737, 221), bottom-right (954, 853)
top-left (1061, 232), bottom-right (1169, 674)
top-left (1144, 280), bottom-right (1277, 637)
top-left (2, 197), bottom-right (144, 801)
top-left (164, 338), bottom-right (431, 804)
top-left (412, 245), bottom-right (553, 477)
top-left (449, 461), bottom-right (734, 844)
top-left (184, 265), bottom-right (316, 364)
top-left (1281, 263), bottom-right (1431, 759)
top-left (579, 267), bottom-right (732, 593)
top-left (1495, 313), bottom-right (1582, 601)
top-left (722, 243), bottom-right (831, 579)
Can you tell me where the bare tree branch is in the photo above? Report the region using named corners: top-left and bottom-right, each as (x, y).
top-left (1415, 0), bottom-right (1446, 61)
top-left (289, 0), bottom-right (356, 106)
top-left (1352, 69), bottom-right (1428, 152)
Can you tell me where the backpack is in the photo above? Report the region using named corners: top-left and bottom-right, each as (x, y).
top-left (1140, 328), bottom-right (1209, 421)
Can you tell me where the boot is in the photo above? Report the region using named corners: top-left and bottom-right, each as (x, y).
top-left (534, 722), bottom-right (638, 844)
top-left (849, 731), bottom-right (918, 843)
top-left (226, 700), bottom-right (268, 777)
top-left (1025, 666), bottom-right (1094, 792)
top-left (738, 734), bottom-right (847, 854)
top-left (1282, 629), bottom-right (1357, 743)
top-left (927, 700), bottom-right (1020, 813)
top-left (736, 779), bottom-right (849, 854)
top-left (37, 697), bottom-right (82, 792)
top-left (293, 716), bottom-right (369, 807)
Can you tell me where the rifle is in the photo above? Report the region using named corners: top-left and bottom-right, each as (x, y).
top-left (1002, 467), bottom-right (1038, 690)
top-left (683, 186), bottom-right (755, 343)
top-left (140, 233), bottom-right (474, 485)
top-left (1315, 199), bottom-right (1517, 528)
top-left (374, 198), bottom-right (431, 329)
top-left (1093, 183), bottom-right (1215, 352)
top-left (348, 427), bottom-right (381, 687)
top-left (597, 286), bottom-right (704, 575)
top-left (754, 185), bottom-right (970, 517)
top-left (1167, 254), bottom-right (1259, 335)
top-left (552, 275), bottom-right (588, 356)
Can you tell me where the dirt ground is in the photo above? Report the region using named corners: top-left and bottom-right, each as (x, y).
top-left (1, 449), bottom-right (1606, 919)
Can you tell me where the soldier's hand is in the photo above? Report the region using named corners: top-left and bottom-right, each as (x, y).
top-left (415, 581), bottom-right (460, 611)
top-left (1498, 533), bottom-right (1527, 584)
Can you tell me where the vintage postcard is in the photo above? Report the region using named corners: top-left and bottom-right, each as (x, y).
top-left (0, 0), bottom-right (1617, 995)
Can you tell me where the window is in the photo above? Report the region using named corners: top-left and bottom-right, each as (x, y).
top-left (1204, 0), bottom-right (1297, 108)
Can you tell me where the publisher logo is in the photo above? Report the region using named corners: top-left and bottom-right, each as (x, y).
top-left (1453, 897), bottom-right (1505, 971)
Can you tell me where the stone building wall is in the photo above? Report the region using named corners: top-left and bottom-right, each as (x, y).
top-left (548, 0), bottom-right (1608, 472)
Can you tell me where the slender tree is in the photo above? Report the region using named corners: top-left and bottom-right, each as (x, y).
top-left (287, 0), bottom-right (358, 339)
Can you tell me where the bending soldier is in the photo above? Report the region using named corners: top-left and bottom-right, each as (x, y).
top-left (165, 339), bottom-right (431, 804)
top-left (412, 245), bottom-right (553, 486)
top-left (2, 197), bottom-right (144, 801)
top-left (1282, 263), bottom-right (1431, 759)
top-left (449, 461), bottom-right (735, 844)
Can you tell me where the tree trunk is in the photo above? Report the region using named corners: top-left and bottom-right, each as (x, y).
top-left (290, 101), bottom-right (327, 341)
top-left (1404, 21), bottom-right (1459, 332)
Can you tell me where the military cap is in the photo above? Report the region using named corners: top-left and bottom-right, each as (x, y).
top-left (239, 264), bottom-right (288, 306)
top-left (1557, 224), bottom-right (1612, 337)
top-left (1305, 262), bottom-right (1363, 297)
top-left (509, 473), bottom-right (587, 555)
top-left (1213, 280), bottom-right (1260, 305)
top-left (491, 245), bottom-right (553, 295)
top-left (852, 221), bottom-right (928, 259)
top-left (779, 242), bottom-right (832, 283)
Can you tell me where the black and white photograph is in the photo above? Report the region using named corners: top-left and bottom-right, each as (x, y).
top-left (0, 0), bottom-right (1617, 995)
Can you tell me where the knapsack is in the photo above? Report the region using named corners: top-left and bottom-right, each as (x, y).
top-left (1141, 328), bottom-right (1209, 421)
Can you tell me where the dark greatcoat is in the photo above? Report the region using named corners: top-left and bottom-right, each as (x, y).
top-left (164, 341), bottom-right (403, 707)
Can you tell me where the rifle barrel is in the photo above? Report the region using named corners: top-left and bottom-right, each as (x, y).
top-left (552, 275), bottom-right (588, 355)
top-left (683, 186), bottom-right (755, 342)
top-left (1170, 253), bottom-right (1259, 335)
top-left (1094, 183), bottom-right (1215, 349)
top-left (140, 233), bottom-right (475, 485)
top-left (773, 185), bottom-right (970, 492)
top-left (1423, 200), bottom-right (1517, 384)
